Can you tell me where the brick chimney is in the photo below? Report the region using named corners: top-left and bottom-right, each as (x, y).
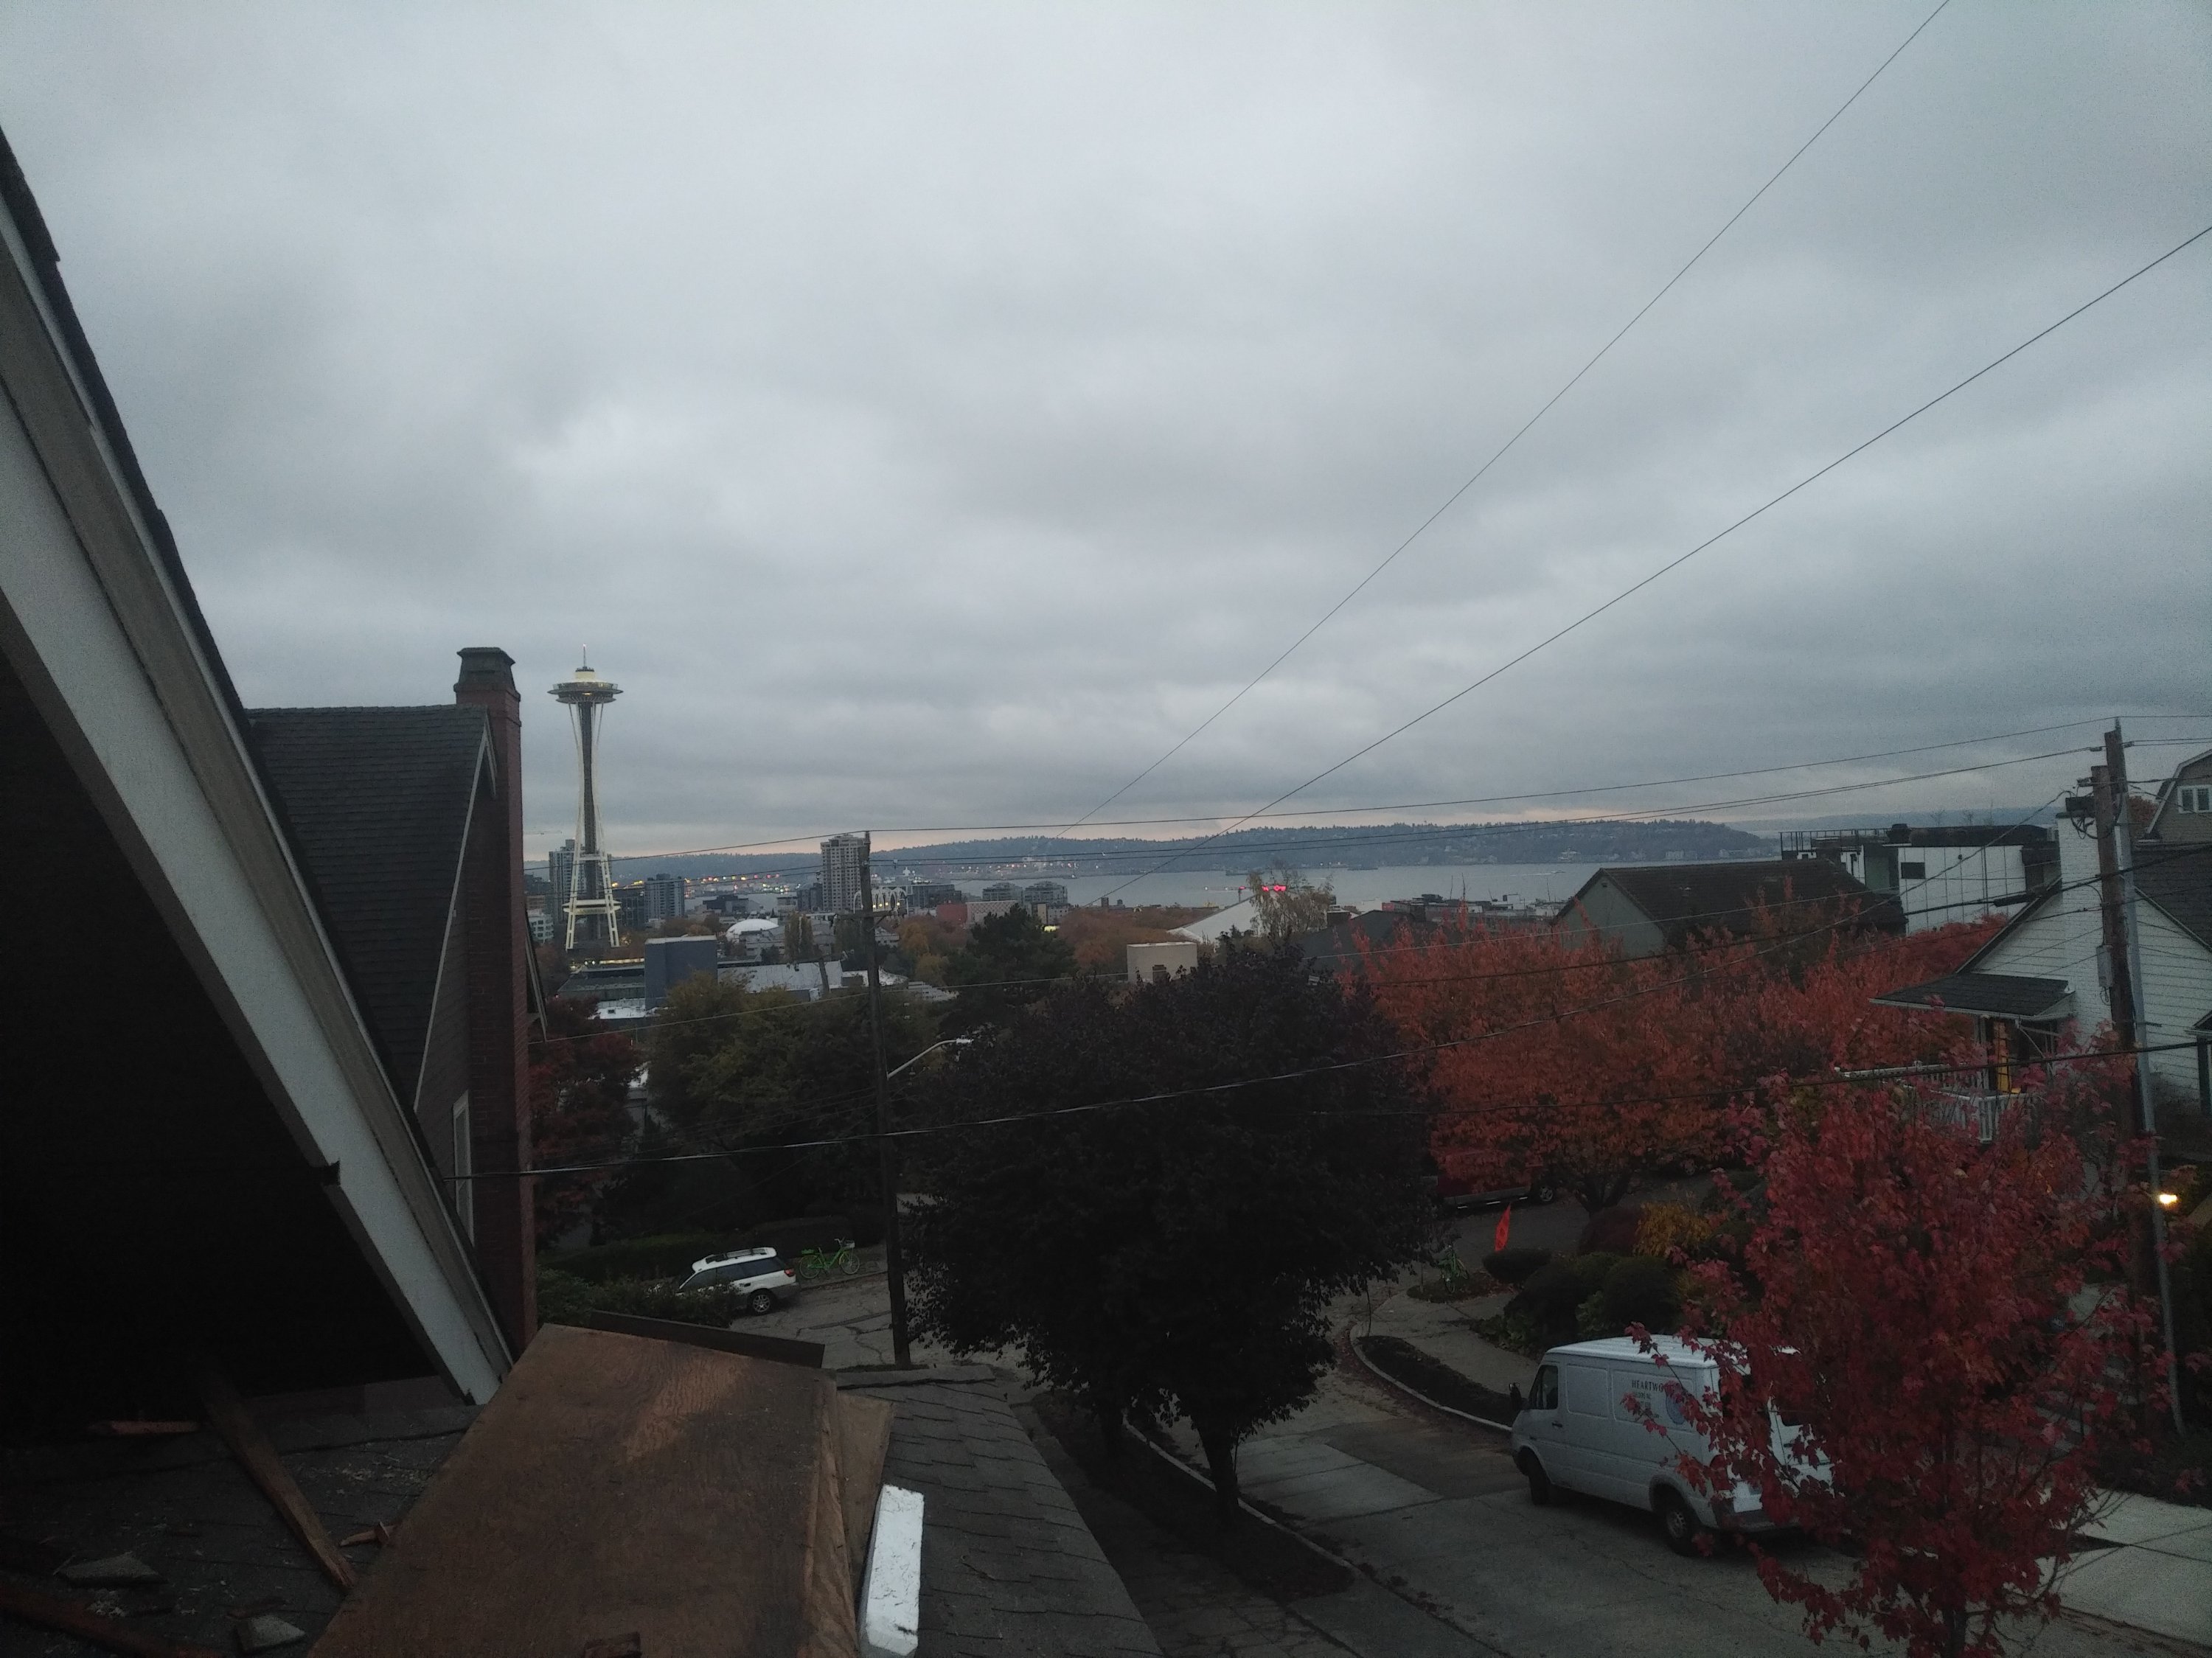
top-left (454, 647), bottom-right (535, 1354)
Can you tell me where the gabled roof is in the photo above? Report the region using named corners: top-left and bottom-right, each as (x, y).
top-left (1958, 840), bottom-right (2212, 976)
top-left (248, 706), bottom-right (490, 1106)
top-left (1871, 972), bottom-right (2071, 1020)
top-left (1570, 858), bottom-right (1893, 946)
top-left (2144, 745), bottom-right (2212, 839)
top-left (2134, 840), bottom-right (2212, 953)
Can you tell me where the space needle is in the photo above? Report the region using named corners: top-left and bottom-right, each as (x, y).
top-left (551, 655), bottom-right (622, 952)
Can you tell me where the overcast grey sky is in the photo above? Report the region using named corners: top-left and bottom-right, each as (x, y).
top-left (4, 3), bottom-right (2207, 863)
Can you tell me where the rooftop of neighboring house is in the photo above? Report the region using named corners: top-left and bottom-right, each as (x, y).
top-left (1560, 858), bottom-right (1896, 951)
top-left (247, 706), bottom-right (493, 1104)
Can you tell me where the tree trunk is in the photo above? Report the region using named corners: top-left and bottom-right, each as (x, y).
top-left (1196, 1420), bottom-right (1241, 1528)
top-left (1094, 1399), bottom-right (1124, 1464)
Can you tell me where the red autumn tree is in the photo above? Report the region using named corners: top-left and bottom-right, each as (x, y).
top-left (1649, 1080), bottom-right (2149, 1658)
top-left (530, 995), bottom-right (641, 1249)
top-left (1357, 914), bottom-right (1996, 1213)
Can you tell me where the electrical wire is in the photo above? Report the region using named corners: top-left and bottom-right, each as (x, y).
top-left (602, 717), bottom-right (2200, 860)
top-left (1062, 0), bottom-right (1958, 832)
top-left (471, 1039), bottom-right (2198, 1181)
top-left (537, 811), bottom-right (2211, 1048)
top-left (1089, 222), bottom-right (2212, 903)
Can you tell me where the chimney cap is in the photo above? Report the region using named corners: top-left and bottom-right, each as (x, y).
top-left (455, 647), bottom-right (518, 696)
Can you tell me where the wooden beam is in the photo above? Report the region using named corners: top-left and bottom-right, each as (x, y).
top-left (834, 1394), bottom-right (894, 1602)
top-left (312, 1325), bottom-right (858, 1658)
top-left (0, 1581), bottom-right (223, 1658)
top-left (581, 1309), bottom-right (824, 1368)
top-left (194, 1361), bottom-right (357, 1592)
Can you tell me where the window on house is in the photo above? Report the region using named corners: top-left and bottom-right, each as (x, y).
top-left (451, 1093), bottom-right (474, 1242)
top-left (2178, 784), bottom-right (2211, 814)
top-left (1899, 861), bottom-right (1927, 880)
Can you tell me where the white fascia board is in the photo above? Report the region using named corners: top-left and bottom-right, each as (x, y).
top-left (0, 208), bottom-right (508, 1400)
top-left (858, 1485), bottom-right (923, 1658)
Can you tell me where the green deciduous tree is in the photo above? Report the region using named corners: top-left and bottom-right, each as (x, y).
top-left (908, 943), bottom-right (1430, 1521)
top-left (941, 905), bottom-right (1077, 1034)
top-left (626, 975), bottom-right (935, 1235)
top-left (529, 995), bottom-right (641, 1248)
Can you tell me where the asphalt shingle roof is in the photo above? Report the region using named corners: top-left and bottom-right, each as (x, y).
top-left (1580, 859), bottom-right (1893, 946)
top-left (840, 1368), bottom-right (1161, 1658)
top-left (246, 706), bottom-right (488, 1104)
top-left (2136, 840), bottom-right (2212, 953)
top-left (1871, 972), bottom-right (2073, 1020)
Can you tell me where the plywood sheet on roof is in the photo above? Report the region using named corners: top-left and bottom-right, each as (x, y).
top-left (310, 1323), bottom-right (857, 1658)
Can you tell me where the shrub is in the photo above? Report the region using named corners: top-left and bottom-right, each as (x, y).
top-left (1509, 1251), bottom-right (1621, 1345)
top-left (1633, 1202), bottom-right (1714, 1261)
top-left (536, 1269), bottom-right (743, 1329)
top-left (1574, 1290), bottom-right (1612, 1339)
top-left (1482, 1245), bottom-right (1552, 1286)
top-left (541, 1232), bottom-right (738, 1284)
top-left (1577, 1205), bottom-right (1644, 1255)
top-left (1601, 1255), bottom-right (1680, 1334)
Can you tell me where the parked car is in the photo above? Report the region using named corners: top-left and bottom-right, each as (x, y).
top-left (1508, 1337), bottom-right (1817, 1555)
top-left (1430, 1163), bottom-right (1555, 1212)
top-left (679, 1247), bottom-right (799, 1313)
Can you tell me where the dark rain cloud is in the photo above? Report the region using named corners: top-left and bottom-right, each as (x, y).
top-left (3, 2), bottom-right (2207, 859)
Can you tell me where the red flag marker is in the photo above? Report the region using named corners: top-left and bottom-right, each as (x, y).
top-left (1495, 1204), bottom-right (1513, 1254)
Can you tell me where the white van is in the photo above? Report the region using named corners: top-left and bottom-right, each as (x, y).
top-left (1509, 1336), bottom-right (1793, 1555)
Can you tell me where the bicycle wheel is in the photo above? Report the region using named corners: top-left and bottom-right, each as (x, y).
top-left (841, 1258), bottom-right (860, 1276)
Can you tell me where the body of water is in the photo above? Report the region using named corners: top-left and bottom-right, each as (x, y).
top-left (1012, 863), bottom-right (1607, 912)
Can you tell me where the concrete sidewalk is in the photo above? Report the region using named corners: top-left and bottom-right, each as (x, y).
top-left (2062, 1490), bottom-right (2212, 1645)
top-left (1356, 1285), bottom-right (1536, 1398)
top-left (1359, 1286), bottom-right (2211, 1649)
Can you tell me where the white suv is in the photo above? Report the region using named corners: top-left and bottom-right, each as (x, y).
top-left (678, 1247), bottom-right (798, 1313)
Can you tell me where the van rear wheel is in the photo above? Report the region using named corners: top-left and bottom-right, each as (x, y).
top-left (1655, 1490), bottom-right (1706, 1556)
top-left (1518, 1452), bottom-right (1552, 1506)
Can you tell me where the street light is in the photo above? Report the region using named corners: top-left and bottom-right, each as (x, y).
top-left (888, 1037), bottom-right (972, 1080)
top-left (874, 1034), bottom-right (973, 1366)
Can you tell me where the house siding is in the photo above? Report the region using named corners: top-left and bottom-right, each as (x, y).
top-left (1554, 874), bottom-right (1668, 958)
top-left (1975, 824), bottom-right (2211, 1110)
top-left (416, 894), bottom-right (472, 1180)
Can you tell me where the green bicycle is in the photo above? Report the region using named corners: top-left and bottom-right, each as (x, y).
top-left (796, 1238), bottom-right (862, 1278)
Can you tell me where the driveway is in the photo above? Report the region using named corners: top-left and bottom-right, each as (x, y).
top-left (742, 1249), bottom-right (2205, 1658)
top-left (1201, 1337), bottom-right (2207, 1658)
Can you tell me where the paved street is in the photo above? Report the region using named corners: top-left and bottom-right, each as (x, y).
top-left (747, 1252), bottom-right (2207, 1658)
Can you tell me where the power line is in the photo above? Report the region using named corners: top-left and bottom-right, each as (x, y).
top-left (540, 814), bottom-right (2211, 1049)
top-left (477, 1039), bottom-right (2194, 1182)
top-left (568, 716), bottom-right (2171, 858)
top-left (1062, 0), bottom-right (1958, 833)
top-left (611, 743), bottom-right (2098, 882)
top-left (1093, 220), bottom-right (2212, 902)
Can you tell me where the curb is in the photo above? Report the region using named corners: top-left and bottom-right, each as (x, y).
top-left (1132, 1429), bottom-right (1357, 1578)
top-left (1346, 1335), bottom-right (1517, 1435)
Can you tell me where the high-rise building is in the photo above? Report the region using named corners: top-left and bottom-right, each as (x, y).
top-left (1021, 881), bottom-right (1069, 908)
top-left (548, 839), bottom-right (577, 941)
top-left (550, 659), bottom-right (622, 950)
top-left (820, 832), bottom-right (871, 913)
top-left (644, 871), bottom-right (686, 923)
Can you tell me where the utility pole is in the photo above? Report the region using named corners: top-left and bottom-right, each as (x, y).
top-left (858, 835), bottom-right (912, 1368)
top-left (2089, 760), bottom-right (2151, 1303)
top-left (2106, 725), bottom-right (2185, 1435)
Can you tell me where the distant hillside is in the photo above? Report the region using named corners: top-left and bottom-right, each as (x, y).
top-left (593, 817), bottom-right (1770, 882)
